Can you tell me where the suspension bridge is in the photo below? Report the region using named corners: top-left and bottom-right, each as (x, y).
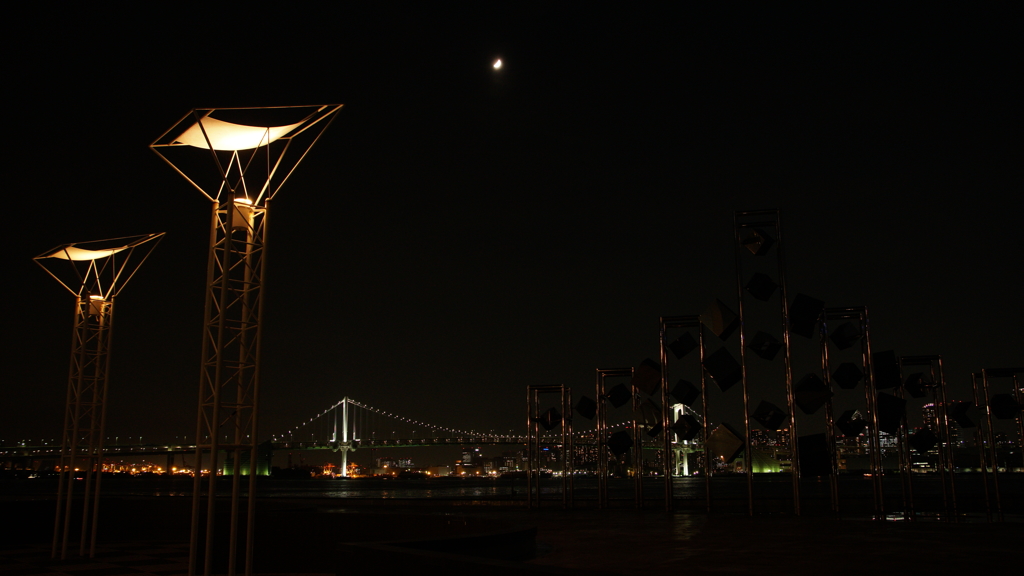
top-left (2, 396), bottom-right (703, 474)
top-left (272, 396), bottom-right (695, 444)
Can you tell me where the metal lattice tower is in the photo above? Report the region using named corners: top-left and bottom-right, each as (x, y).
top-left (151, 105), bottom-right (341, 576)
top-left (35, 233), bottom-right (164, 560)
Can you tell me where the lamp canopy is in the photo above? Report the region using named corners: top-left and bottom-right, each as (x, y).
top-left (171, 116), bottom-right (306, 151)
top-left (34, 233), bottom-right (164, 299)
top-left (151, 104), bottom-right (342, 205)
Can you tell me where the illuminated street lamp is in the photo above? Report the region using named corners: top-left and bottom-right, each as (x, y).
top-left (35, 233), bottom-right (164, 559)
top-left (151, 105), bottom-right (340, 576)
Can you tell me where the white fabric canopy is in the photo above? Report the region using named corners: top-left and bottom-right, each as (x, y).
top-left (173, 117), bottom-right (304, 151)
top-left (46, 246), bottom-right (129, 261)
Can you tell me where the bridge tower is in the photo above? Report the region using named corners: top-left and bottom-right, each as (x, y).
top-left (35, 233), bottom-right (164, 559)
top-left (151, 105), bottom-right (341, 576)
top-left (332, 397), bottom-right (356, 477)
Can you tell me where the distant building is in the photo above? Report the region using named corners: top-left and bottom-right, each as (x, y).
top-left (427, 466), bottom-right (450, 477)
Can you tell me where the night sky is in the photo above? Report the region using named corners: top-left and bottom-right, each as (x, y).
top-left (3, 7), bottom-right (1020, 453)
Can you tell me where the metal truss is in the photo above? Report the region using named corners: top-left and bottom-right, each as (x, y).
top-left (526, 384), bottom-right (573, 508)
top-left (35, 233), bottom-right (164, 559)
top-left (191, 198), bottom-right (266, 576)
top-left (151, 105), bottom-right (343, 205)
top-left (151, 105), bottom-right (340, 576)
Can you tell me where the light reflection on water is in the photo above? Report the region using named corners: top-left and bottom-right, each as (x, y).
top-left (7, 474), bottom-right (1021, 516)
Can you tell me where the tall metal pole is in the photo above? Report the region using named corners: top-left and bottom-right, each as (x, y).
top-left (935, 358), bottom-right (958, 521)
top-left (36, 234), bottom-right (163, 560)
top-left (971, 372), bottom-right (992, 522)
top-left (527, 387), bottom-right (535, 507)
top-left (698, 325), bottom-right (712, 513)
top-left (773, 212), bottom-right (800, 516)
top-left (818, 314), bottom-right (840, 515)
top-left (734, 210), bottom-right (799, 516)
top-left (659, 315), bottom-right (703, 511)
top-left (980, 369), bottom-right (1003, 522)
top-left (152, 105), bottom-right (340, 576)
top-left (53, 297), bottom-right (113, 559)
top-left (659, 320), bottom-right (672, 510)
top-left (526, 385), bottom-right (571, 508)
top-left (632, 385), bottom-right (642, 509)
top-left (1015, 374), bottom-right (1024, 462)
top-left (900, 355), bottom-right (957, 521)
top-left (595, 368), bottom-right (633, 508)
top-left (894, 356), bottom-right (914, 521)
top-left (563, 386), bottom-right (573, 508)
top-left (733, 219), bottom-right (754, 516)
top-left (596, 369), bottom-right (607, 508)
top-left (189, 195), bottom-right (267, 576)
top-left (858, 313), bottom-right (882, 518)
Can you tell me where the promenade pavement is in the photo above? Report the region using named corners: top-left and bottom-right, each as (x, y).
top-left (2, 499), bottom-right (1021, 575)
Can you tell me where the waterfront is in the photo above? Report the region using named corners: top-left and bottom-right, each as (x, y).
top-left (4, 473), bottom-right (1021, 519)
top-left (2, 483), bottom-right (1022, 575)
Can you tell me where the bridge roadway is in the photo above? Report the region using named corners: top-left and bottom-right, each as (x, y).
top-left (2, 438), bottom-right (704, 470)
top-left (0, 436), bottom-right (591, 462)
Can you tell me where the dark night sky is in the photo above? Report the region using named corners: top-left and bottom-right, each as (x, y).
top-left (2, 7), bottom-right (1020, 451)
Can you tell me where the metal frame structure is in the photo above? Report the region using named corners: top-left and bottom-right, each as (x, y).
top-left (35, 233), bottom-right (164, 559)
top-left (814, 312), bottom-right (840, 514)
top-left (822, 306), bottom-right (883, 518)
top-left (888, 358), bottom-right (914, 521)
top-left (970, 372), bottom-right (992, 522)
top-left (526, 385), bottom-right (573, 508)
top-left (973, 367), bottom-right (1024, 522)
top-left (595, 367), bottom-right (634, 508)
top-left (658, 315), bottom-right (705, 511)
top-left (733, 209), bottom-right (799, 516)
top-left (898, 355), bottom-right (956, 521)
top-left (151, 104), bottom-right (341, 576)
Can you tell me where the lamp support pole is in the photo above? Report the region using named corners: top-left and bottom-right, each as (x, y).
top-left (150, 105), bottom-right (341, 576)
top-left (37, 232), bottom-right (162, 561)
top-left (190, 198), bottom-right (268, 576)
top-left (52, 296), bottom-right (114, 560)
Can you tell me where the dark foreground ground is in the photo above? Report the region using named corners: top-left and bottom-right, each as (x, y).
top-left (2, 496), bottom-right (1022, 575)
